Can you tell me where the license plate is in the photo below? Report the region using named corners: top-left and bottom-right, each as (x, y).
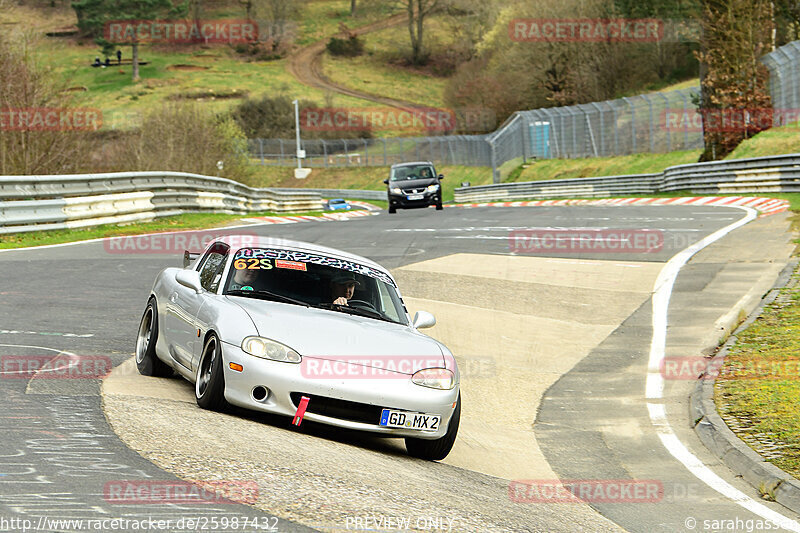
top-left (380, 409), bottom-right (440, 430)
top-left (407, 194), bottom-right (424, 200)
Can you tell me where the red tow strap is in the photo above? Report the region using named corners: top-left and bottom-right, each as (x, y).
top-left (292, 396), bottom-right (310, 426)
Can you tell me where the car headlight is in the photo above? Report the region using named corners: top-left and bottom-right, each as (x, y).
top-left (241, 336), bottom-right (301, 363)
top-left (425, 184), bottom-right (440, 193)
top-left (411, 367), bottom-right (455, 390)
top-left (391, 187), bottom-right (402, 195)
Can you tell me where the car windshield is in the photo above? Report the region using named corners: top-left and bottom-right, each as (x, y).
top-left (390, 165), bottom-right (435, 181)
top-left (224, 247), bottom-right (409, 325)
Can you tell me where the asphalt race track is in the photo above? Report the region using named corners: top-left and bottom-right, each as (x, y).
top-left (1, 204), bottom-right (799, 532)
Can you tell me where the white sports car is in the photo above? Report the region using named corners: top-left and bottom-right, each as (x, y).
top-left (135, 235), bottom-right (461, 460)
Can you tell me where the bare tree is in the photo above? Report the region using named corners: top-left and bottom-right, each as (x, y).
top-left (0, 30), bottom-right (93, 175)
top-left (253, 0), bottom-right (299, 46)
top-left (697, 0), bottom-right (774, 160)
top-left (394, 0), bottom-right (441, 64)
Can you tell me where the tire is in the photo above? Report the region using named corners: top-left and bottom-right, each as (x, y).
top-left (195, 334), bottom-right (228, 411)
top-left (135, 299), bottom-right (172, 377)
top-left (405, 393), bottom-right (460, 460)
top-left (389, 206), bottom-right (396, 214)
top-left (435, 197), bottom-right (443, 210)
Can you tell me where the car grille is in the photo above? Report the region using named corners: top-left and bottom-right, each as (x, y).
top-left (402, 188), bottom-right (425, 194)
top-left (290, 392), bottom-right (385, 425)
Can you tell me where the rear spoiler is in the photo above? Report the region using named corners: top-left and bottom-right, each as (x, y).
top-left (183, 250), bottom-right (201, 268)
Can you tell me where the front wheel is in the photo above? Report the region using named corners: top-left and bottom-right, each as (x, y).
top-left (195, 334), bottom-right (228, 411)
top-left (388, 205), bottom-right (396, 214)
top-left (435, 198), bottom-right (443, 211)
top-left (135, 299), bottom-right (172, 377)
top-left (405, 393), bottom-right (460, 460)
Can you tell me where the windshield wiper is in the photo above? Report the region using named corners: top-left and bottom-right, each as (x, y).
top-left (226, 289), bottom-right (309, 308)
top-left (317, 303), bottom-right (395, 323)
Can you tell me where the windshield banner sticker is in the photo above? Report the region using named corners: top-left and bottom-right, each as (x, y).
top-left (234, 248), bottom-right (394, 286)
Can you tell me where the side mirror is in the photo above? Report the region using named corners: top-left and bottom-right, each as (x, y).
top-left (183, 250), bottom-right (200, 268)
top-left (383, 178), bottom-right (389, 184)
top-left (176, 270), bottom-right (203, 294)
top-left (412, 311), bottom-right (436, 329)
top-left (437, 174), bottom-right (444, 180)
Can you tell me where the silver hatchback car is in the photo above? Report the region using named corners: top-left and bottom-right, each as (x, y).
top-left (135, 235), bottom-right (461, 460)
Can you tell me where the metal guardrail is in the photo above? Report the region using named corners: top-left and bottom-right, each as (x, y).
top-left (0, 171), bottom-right (323, 235)
top-left (453, 153), bottom-right (800, 202)
top-left (270, 187), bottom-right (387, 201)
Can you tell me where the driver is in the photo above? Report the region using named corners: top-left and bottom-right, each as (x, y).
top-left (230, 267), bottom-right (259, 291)
top-left (330, 272), bottom-right (360, 306)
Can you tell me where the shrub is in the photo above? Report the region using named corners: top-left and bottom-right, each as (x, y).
top-left (326, 36), bottom-right (364, 57)
top-left (114, 102), bottom-right (252, 181)
top-left (231, 95), bottom-right (372, 140)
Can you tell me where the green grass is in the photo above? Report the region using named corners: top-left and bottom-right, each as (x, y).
top-left (715, 266), bottom-right (800, 479)
top-left (38, 39), bottom-right (369, 128)
top-left (726, 121), bottom-right (800, 160)
top-left (513, 150), bottom-right (703, 182)
top-left (320, 14), bottom-right (456, 110)
top-left (11, 1), bottom-right (399, 128)
top-left (296, 0), bottom-right (396, 46)
top-left (0, 210), bottom-right (324, 250)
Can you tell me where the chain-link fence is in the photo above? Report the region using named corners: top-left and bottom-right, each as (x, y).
top-left (762, 40), bottom-right (800, 121)
top-left (249, 40), bottom-right (800, 181)
top-left (248, 135), bottom-right (490, 168)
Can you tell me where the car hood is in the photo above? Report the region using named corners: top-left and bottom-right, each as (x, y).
top-left (228, 297), bottom-right (446, 373)
top-left (389, 178), bottom-right (438, 189)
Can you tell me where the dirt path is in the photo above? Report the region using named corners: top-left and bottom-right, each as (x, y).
top-left (287, 13), bottom-right (427, 111)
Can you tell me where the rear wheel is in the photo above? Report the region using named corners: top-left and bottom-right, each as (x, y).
top-left (405, 393), bottom-right (460, 460)
top-left (135, 299), bottom-right (172, 377)
top-left (195, 334), bottom-right (228, 411)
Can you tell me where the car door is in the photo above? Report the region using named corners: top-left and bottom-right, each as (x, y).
top-left (165, 243), bottom-right (229, 370)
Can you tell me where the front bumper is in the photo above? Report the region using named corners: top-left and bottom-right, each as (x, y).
top-left (388, 190), bottom-right (440, 208)
top-left (221, 343), bottom-right (459, 439)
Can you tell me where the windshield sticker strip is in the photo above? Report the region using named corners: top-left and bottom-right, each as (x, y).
top-left (233, 248), bottom-right (395, 286)
top-left (275, 259), bottom-right (307, 271)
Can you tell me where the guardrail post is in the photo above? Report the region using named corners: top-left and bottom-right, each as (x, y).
top-left (659, 92), bottom-right (671, 152)
top-left (520, 119), bottom-right (527, 163)
top-left (646, 95), bottom-right (655, 153)
top-left (490, 138), bottom-right (499, 183)
top-left (680, 92), bottom-right (690, 150)
top-left (259, 139), bottom-right (265, 165)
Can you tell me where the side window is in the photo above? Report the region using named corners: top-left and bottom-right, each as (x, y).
top-left (198, 249), bottom-right (228, 292)
top-left (377, 282), bottom-right (402, 323)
